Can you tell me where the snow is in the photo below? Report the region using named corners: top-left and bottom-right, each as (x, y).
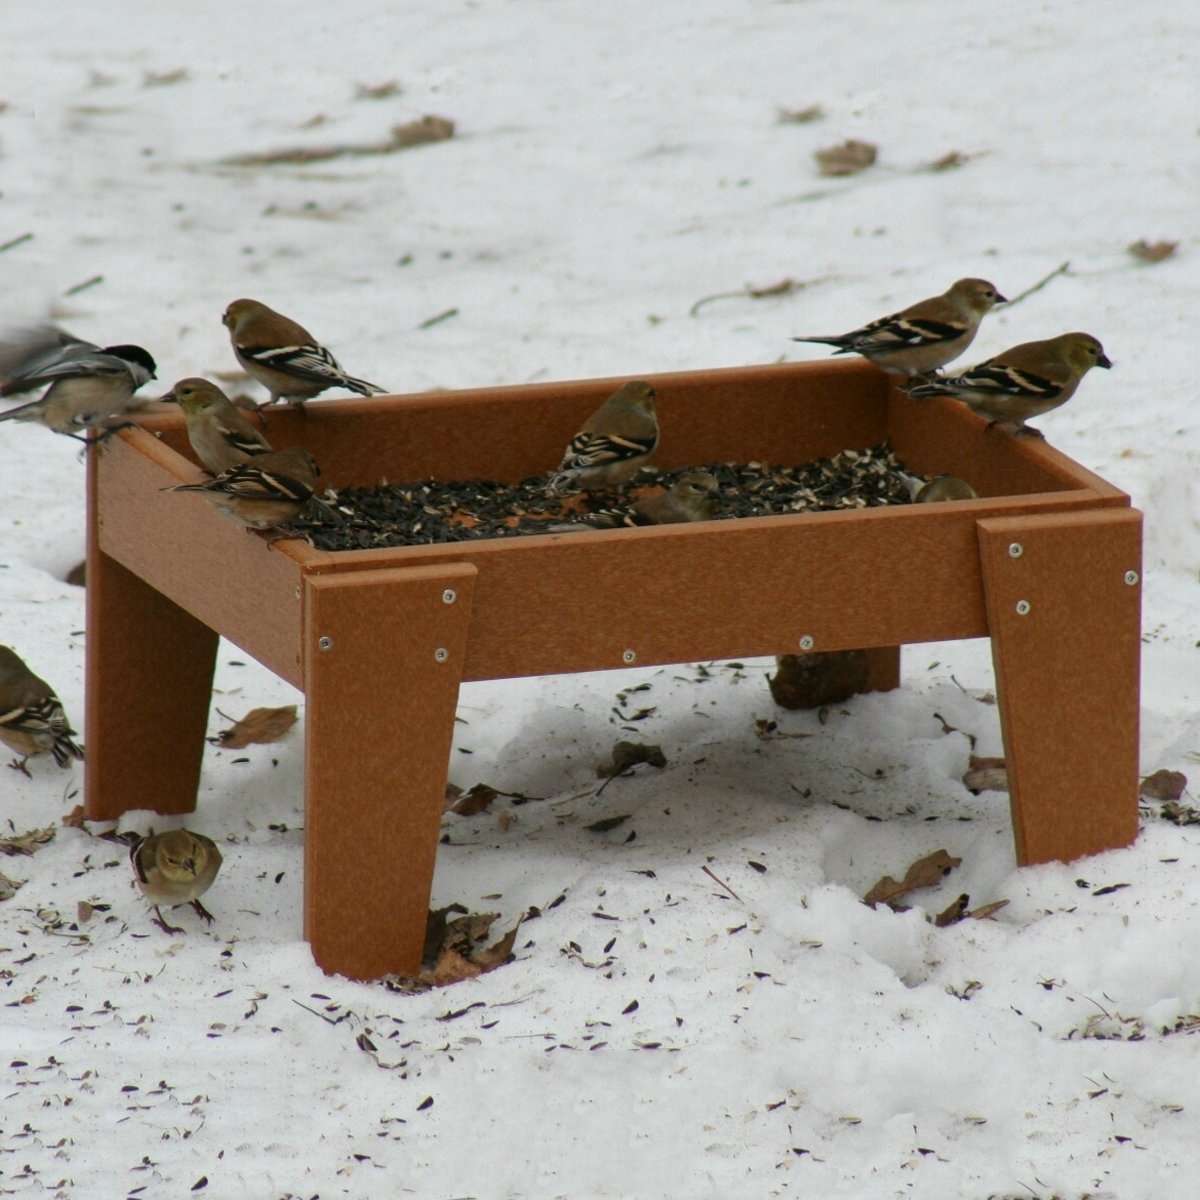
top-left (2, 1), bottom-right (1198, 1195)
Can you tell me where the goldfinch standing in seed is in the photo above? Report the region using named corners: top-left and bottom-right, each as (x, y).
top-left (550, 471), bottom-right (720, 530)
top-left (222, 298), bottom-right (385, 406)
top-left (550, 380), bottom-right (659, 493)
top-left (164, 445), bottom-right (322, 530)
top-left (792, 278), bottom-right (1005, 381)
top-left (130, 829), bottom-right (222, 935)
top-left (164, 377), bottom-right (272, 474)
top-left (0, 646), bottom-right (84, 776)
top-left (905, 332), bottom-right (1112, 436)
top-left (0, 324), bottom-right (157, 441)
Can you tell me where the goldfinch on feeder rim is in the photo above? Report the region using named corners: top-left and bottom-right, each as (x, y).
top-left (0, 324), bottom-right (157, 441)
top-left (164, 445), bottom-right (322, 530)
top-left (222, 298), bottom-right (386, 406)
top-left (163, 376), bottom-right (272, 474)
top-left (905, 332), bottom-right (1112, 435)
top-left (549, 380), bottom-right (660, 493)
top-left (0, 645), bottom-right (84, 776)
top-left (130, 829), bottom-right (222, 935)
top-left (792, 278), bottom-right (1006, 381)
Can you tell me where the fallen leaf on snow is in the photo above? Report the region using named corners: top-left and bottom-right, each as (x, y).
top-left (447, 783), bottom-right (498, 816)
top-left (815, 138), bottom-right (877, 176)
top-left (777, 104), bottom-right (824, 124)
top-left (1128, 239), bottom-right (1178, 263)
top-left (863, 848), bottom-right (961, 908)
top-left (62, 804), bottom-right (87, 828)
top-left (402, 906), bottom-right (521, 988)
top-left (598, 741), bottom-right (667, 778)
top-left (211, 705), bottom-right (298, 749)
top-left (0, 826), bottom-right (56, 856)
top-left (1139, 769), bottom-right (1187, 800)
top-left (584, 814), bottom-right (631, 833)
top-left (0, 870), bottom-right (23, 901)
top-left (963, 755), bottom-right (1008, 793)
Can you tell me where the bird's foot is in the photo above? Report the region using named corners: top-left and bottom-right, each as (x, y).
top-left (190, 898), bottom-right (216, 925)
top-left (152, 906), bottom-right (186, 936)
top-left (6, 757), bottom-right (32, 779)
top-left (1013, 425), bottom-right (1045, 439)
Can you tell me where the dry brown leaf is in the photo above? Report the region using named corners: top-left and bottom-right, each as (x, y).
top-left (769, 650), bottom-right (870, 709)
top-left (815, 138), bottom-right (877, 176)
top-left (355, 80), bottom-right (402, 101)
top-left (0, 871), bottom-right (23, 901)
top-left (1140, 769), bottom-right (1187, 801)
top-left (924, 150), bottom-right (987, 172)
top-left (934, 894), bottom-right (970, 927)
top-left (447, 783), bottom-right (498, 816)
top-left (598, 741), bottom-right (667, 777)
top-left (1160, 800), bottom-right (1200, 826)
top-left (1128, 239), bottom-right (1178, 264)
top-left (584, 814), bottom-right (631, 833)
top-left (62, 804), bottom-right (87, 828)
top-left (413, 906), bottom-right (520, 987)
top-left (497, 809), bottom-right (518, 832)
top-left (778, 104), bottom-right (824, 124)
top-left (864, 848), bottom-right (961, 908)
top-left (212, 705), bottom-right (298, 749)
top-left (0, 826), bottom-right (56, 856)
top-left (223, 115), bottom-right (454, 167)
top-left (76, 900), bottom-right (95, 924)
top-left (390, 115), bottom-right (455, 149)
top-left (963, 755), bottom-right (1008, 793)
top-left (968, 899), bottom-right (1010, 921)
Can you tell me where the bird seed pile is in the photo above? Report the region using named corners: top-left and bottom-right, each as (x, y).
top-left (300, 444), bottom-right (917, 552)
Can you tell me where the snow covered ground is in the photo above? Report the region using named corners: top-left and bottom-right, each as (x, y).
top-left (1, 1), bottom-right (1198, 1195)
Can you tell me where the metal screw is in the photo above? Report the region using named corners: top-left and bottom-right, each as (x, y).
top-left (317, 636), bottom-right (334, 651)
top-left (1008, 543), bottom-right (1023, 559)
top-left (1015, 600), bottom-right (1031, 616)
top-left (622, 649), bottom-right (636, 664)
top-left (798, 635), bottom-right (814, 651)
top-left (442, 588), bottom-right (457, 604)
top-left (1124, 570), bottom-right (1139, 586)
top-left (434, 647), bottom-right (450, 663)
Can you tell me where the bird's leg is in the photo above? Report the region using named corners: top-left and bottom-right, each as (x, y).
top-left (151, 905), bottom-right (186, 936)
top-left (189, 898), bottom-right (216, 924)
top-left (6, 756), bottom-right (32, 779)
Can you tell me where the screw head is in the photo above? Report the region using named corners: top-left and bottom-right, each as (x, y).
top-left (1124, 570), bottom-right (1139, 586)
top-left (434, 647), bottom-right (450, 663)
top-left (798, 635), bottom-right (814, 651)
top-left (622, 649), bottom-right (636, 664)
top-left (1008, 542), bottom-right (1023, 558)
top-left (442, 588), bottom-right (457, 604)
top-left (317, 636), bottom-right (333, 651)
top-left (1015, 600), bottom-right (1031, 616)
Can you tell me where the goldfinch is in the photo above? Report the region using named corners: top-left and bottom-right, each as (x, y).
top-left (792, 278), bottom-right (1005, 380)
top-left (551, 471), bottom-right (720, 530)
top-left (550, 380), bottom-right (659, 493)
top-left (130, 829), bottom-right (222, 935)
top-left (0, 324), bottom-right (157, 441)
top-left (164, 445), bottom-right (321, 530)
top-left (906, 332), bottom-right (1112, 435)
top-left (163, 376), bottom-right (272, 474)
top-left (0, 646), bottom-right (84, 776)
top-left (913, 475), bottom-right (980, 503)
top-left (222, 298), bottom-right (385, 406)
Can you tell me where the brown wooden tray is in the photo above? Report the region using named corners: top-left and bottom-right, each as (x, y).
top-left (86, 359), bottom-right (1142, 979)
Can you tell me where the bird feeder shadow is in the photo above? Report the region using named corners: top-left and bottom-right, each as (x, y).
top-left (86, 359), bottom-right (1141, 980)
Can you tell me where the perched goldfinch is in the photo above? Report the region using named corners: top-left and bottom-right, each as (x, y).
top-left (550, 380), bottom-right (659, 493)
top-left (0, 324), bottom-right (156, 441)
top-left (222, 298), bottom-right (385, 406)
top-left (130, 829), bottom-right (222, 935)
top-left (792, 278), bottom-right (1005, 380)
top-left (913, 475), bottom-right (980, 503)
top-left (164, 376), bottom-right (272, 474)
top-left (165, 445), bottom-right (321, 530)
top-left (551, 471), bottom-right (721, 530)
top-left (0, 646), bottom-right (84, 776)
top-left (906, 332), bottom-right (1112, 435)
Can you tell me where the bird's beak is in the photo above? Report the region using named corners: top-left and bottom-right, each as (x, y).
top-left (1097, 354), bottom-right (1113, 369)
top-left (182, 857), bottom-right (197, 875)
top-left (993, 292), bottom-right (1009, 304)
top-left (160, 391), bottom-right (177, 403)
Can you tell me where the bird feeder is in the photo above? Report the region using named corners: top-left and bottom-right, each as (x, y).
top-left (85, 359), bottom-right (1142, 980)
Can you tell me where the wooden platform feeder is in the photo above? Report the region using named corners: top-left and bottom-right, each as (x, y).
top-left (86, 360), bottom-right (1142, 980)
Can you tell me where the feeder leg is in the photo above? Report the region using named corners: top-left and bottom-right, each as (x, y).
top-left (85, 500), bottom-right (218, 822)
top-left (304, 564), bottom-right (477, 981)
top-left (977, 509), bottom-right (1142, 865)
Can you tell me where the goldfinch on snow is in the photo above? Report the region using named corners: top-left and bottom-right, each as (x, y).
top-left (550, 380), bottom-right (659, 493)
top-left (164, 377), bottom-right (272, 474)
top-left (0, 646), bottom-right (84, 776)
top-left (165, 445), bottom-right (322, 530)
top-left (222, 298), bottom-right (385, 406)
top-left (130, 828), bottom-right (222, 935)
top-left (906, 332), bottom-right (1112, 435)
top-left (792, 278), bottom-right (1005, 380)
top-left (0, 324), bottom-right (157, 441)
